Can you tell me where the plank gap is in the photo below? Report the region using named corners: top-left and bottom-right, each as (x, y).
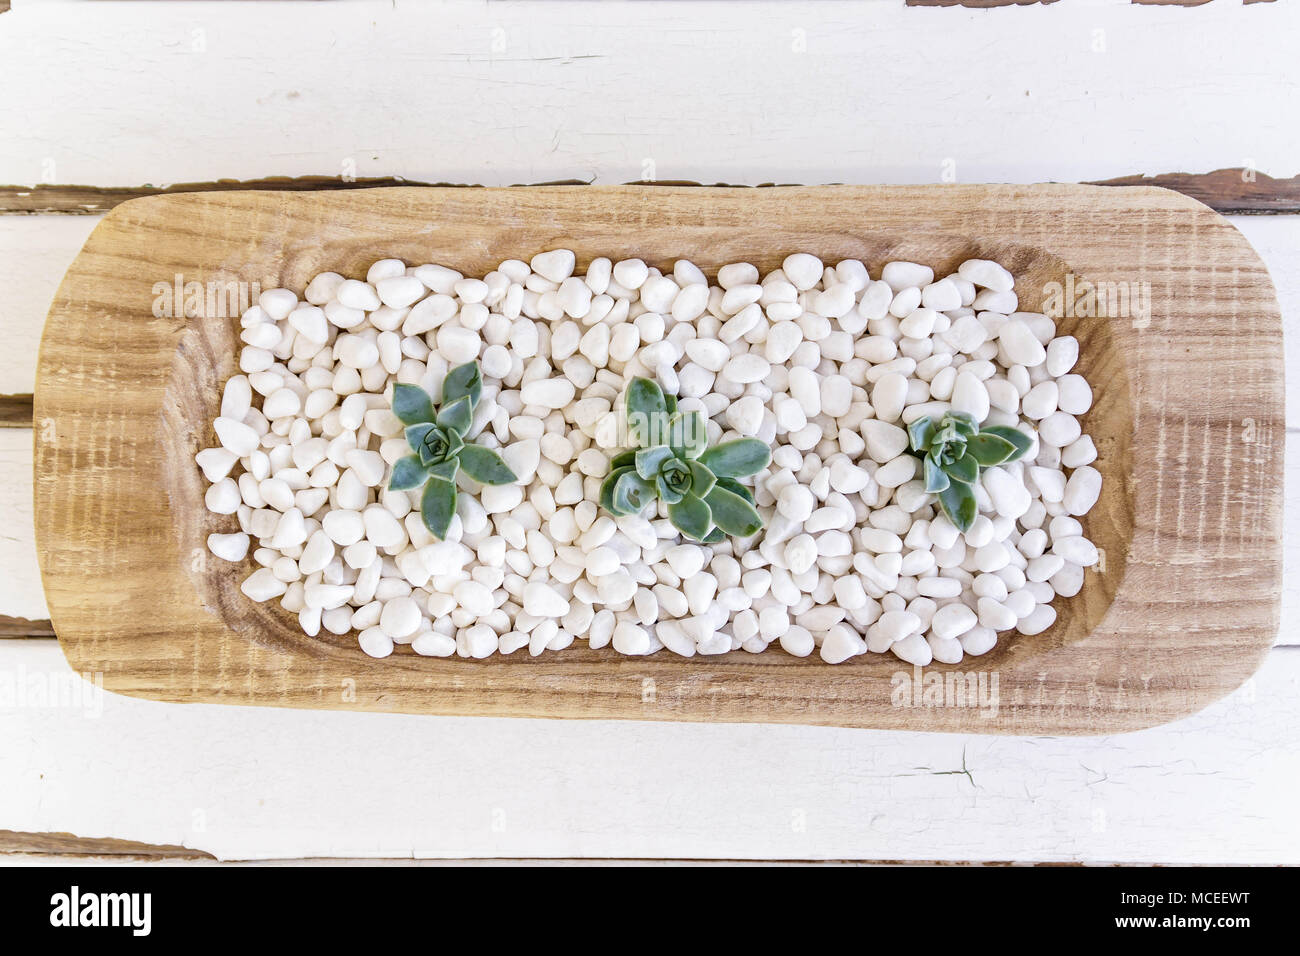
top-left (0, 395), bottom-right (33, 428)
top-left (906, 0), bottom-right (1062, 6)
top-left (2, 168), bottom-right (1298, 216)
top-left (0, 616), bottom-right (55, 638)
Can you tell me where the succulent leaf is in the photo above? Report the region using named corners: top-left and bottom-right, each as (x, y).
top-left (697, 438), bottom-right (771, 478)
top-left (406, 422), bottom-right (436, 456)
top-left (420, 477), bottom-right (458, 540)
top-left (938, 480), bottom-right (978, 533)
top-left (444, 429), bottom-right (464, 459)
top-left (658, 457), bottom-right (694, 498)
top-left (626, 377), bottom-right (668, 446)
top-left (978, 425), bottom-right (1034, 462)
top-left (612, 469), bottom-right (656, 515)
top-left (389, 455), bottom-right (430, 491)
top-left (634, 444), bottom-right (675, 481)
top-left (413, 424), bottom-right (457, 465)
top-left (948, 411), bottom-right (979, 438)
top-left (427, 458), bottom-right (459, 483)
top-left (687, 459), bottom-right (716, 498)
top-left (599, 466), bottom-right (633, 514)
top-left (667, 493), bottom-right (713, 541)
top-left (668, 411), bottom-right (708, 460)
top-left (942, 452), bottom-right (979, 485)
top-left (391, 383), bottom-right (437, 426)
top-left (441, 361), bottom-right (483, 409)
top-left (908, 416), bottom-right (935, 453)
top-left (713, 476), bottom-right (755, 505)
top-left (932, 422), bottom-right (963, 450)
top-left (704, 485), bottom-right (763, 537)
top-left (457, 445), bottom-right (517, 485)
top-left (966, 431), bottom-right (1018, 467)
top-left (436, 395), bottom-right (474, 436)
top-left (923, 456), bottom-right (950, 494)
top-left (655, 473), bottom-right (685, 504)
top-left (626, 376), bottom-right (667, 419)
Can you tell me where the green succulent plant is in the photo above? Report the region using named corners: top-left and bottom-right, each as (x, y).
top-left (387, 362), bottom-right (517, 539)
top-left (907, 410), bottom-right (1032, 533)
top-left (600, 377), bottom-right (770, 543)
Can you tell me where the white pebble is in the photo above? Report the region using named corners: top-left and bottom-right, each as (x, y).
top-left (999, 320), bottom-right (1047, 367)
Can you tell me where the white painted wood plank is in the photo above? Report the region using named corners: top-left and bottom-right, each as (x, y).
top-left (1, 0), bottom-right (1297, 189)
top-left (0, 216), bottom-right (97, 395)
top-left (2, 637), bottom-right (1296, 863)
top-left (0, 430), bottom-right (45, 621)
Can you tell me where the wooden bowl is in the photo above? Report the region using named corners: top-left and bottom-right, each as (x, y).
top-left (33, 185), bottom-right (1282, 733)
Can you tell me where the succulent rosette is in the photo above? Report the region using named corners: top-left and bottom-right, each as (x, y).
top-left (907, 410), bottom-right (1032, 532)
top-left (601, 377), bottom-right (770, 543)
top-left (388, 361), bottom-right (517, 539)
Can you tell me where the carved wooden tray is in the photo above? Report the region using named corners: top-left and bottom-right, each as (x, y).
top-left (33, 185), bottom-right (1283, 733)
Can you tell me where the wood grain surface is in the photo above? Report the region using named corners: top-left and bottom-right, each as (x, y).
top-left (33, 185), bottom-right (1282, 734)
top-left (3, 168), bottom-right (1296, 218)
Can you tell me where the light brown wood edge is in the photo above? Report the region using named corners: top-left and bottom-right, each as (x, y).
top-left (0, 616), bottom-right (55, 638)
top-left (0, 829), bottom-right (213, 859)
top-left (3, 168), bottom-right (1299, 216)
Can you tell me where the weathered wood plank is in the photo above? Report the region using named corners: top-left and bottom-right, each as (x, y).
top-left (3, 637), bottom-right (1297, 862)
top-left (0, 429), bottom-right (47, 622)
top-left (0, 616), bottom-right (53, 638)
top-left (0, 829), bottom-right (211, 859)
top-left (0, 214), bottom-right (98, 395)
top-left (0, 178), bottom-right (583, 216)
top-left (3, 169), bottom-right (1298, 217)
top-left (1089, 169), bottom-right (1300, 215)
top-left (4, 2), bottom-right (1294, 192)
top-left (0, 395), bottom-right (32, 428)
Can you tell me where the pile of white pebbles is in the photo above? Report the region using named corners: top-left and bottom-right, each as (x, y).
top-left (197, 249), bottom-right (1102, 665)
